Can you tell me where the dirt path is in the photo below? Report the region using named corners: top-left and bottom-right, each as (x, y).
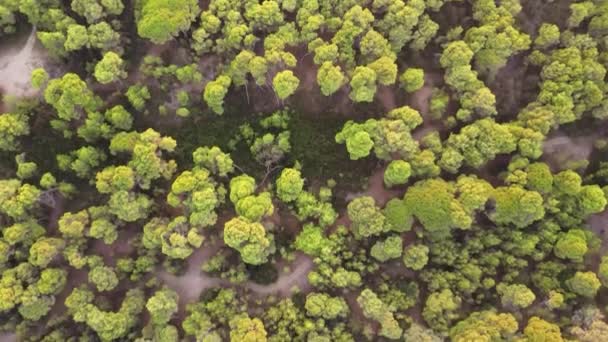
top-left (345, 166), bottom-right (400, 207)
top-left (245, 253), bottom-right (314, 295)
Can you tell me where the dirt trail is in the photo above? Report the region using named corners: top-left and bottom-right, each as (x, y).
top-left (345, 166), bottom-right (400, 207)
top-left (160, 244), bottom-right (315, 313)
top-left (245, 253), bottom-right (314, 295)
top-left (542, 133), bottom-right (596, 171)
top-left (0, 28), bottom-right (48, 98)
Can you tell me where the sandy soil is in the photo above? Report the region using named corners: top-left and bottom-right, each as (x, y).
top-left (0, 28), bottom-right (48, 99)
top-left (542, 133), bottom-right (596, 171)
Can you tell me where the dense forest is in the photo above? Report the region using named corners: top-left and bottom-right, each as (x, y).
top-left (1, 0), bottom-right (608, 341)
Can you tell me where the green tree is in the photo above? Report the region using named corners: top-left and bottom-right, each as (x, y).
top-left (384, 160), bottom-right (411, 187)
top-left (273, 70), bottom-right (300, 100)
top-left (400, 68), bottom-right (425, 92)
top-left (224, 217), bottom-right (273, 265)
top-left (567, 271), bottom-right (601, 298)
top-left (88, 265), bottom-right (119, 292)
top-left (450, 310), bottom-right (518, 342)
top-left (347, 196), bottom-right (386, 238)
top-left (497, 283), bottom-right (536, 309)
top-left (276, 168), bottom-right (304, 202)
top-left (357, 289), bottom-right (402, 340)
top-left (94, 52), bottom-right (126, 84)
top-left (204, 75), bottom-right (231, 115)
top-left (305, 293), bottom-right (349, 320)
top-left (317, 62), bottom-right (345, 96)
top-left (229, 314), bottom-right (267, 342)
top-left (371, 235), bottom-right (403, 262)
top-left (137, 0), bottom-right (200, 43)
top-left (349, 66), bottom-right (377, 102)
top-left (403, 244), bottom-right (429, 270)
top-left (146, 288), bottom-right (179, 325)
top-left (0, 113), bottom-right (30, 152)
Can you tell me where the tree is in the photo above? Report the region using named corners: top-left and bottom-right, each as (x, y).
top-left (224, 217), bottom-right (273, 265)
top-left (0, 179), bottom-right (40, 219)
top-left (400, 68), bottom-right (425, 92)
top-left (497, 283), bottom-right (536, 309)
top-left (31, 68), bottom-right (49, 89)
top-left (64, 24), bottom-right (89, 51)
top-left (204, 75), bottom-right (231, 115)
top-left (403, 244), bottom-right (429, 270)
top-left (276, 168), bottom-right (304, 202)
top-left (146, 288), bottom-right (179, 325)
top-left (535, 23), bottom-right (560, 49)
top-left (370, 235), bottom-right (402, 262)
top-left (136, 0), bottom-right (200, 43)
top-left (317, 62), bottom-right (345, 96)
top-left (229, 314), bottom-right (267, 342)
top-left (0, 113), bottom-right (30, 151)
top-left (384, 160), bottom-right (411, 187)
top-left (347, 196), bottom-right (386, 238)
top-left (357, 289), bottom-right (402, 340)
top-left (349, 66), bottom-right (377, 102)
top-left (305, 293), bottom-right (349, 319)
top-left (88, 265), bottom-right (119, 292)
top-left (192, 146), bottom-right (234, 177)
top-left (599, 255), bottom-right (608, 287)
top-left (29, 238), bottom-right (65, 267)
top-left (490, 186), bottom-right (544, 228)
top-left (450, 311), bottom-right (518, 342)
top-left (554, 229), bottom-right (588, 262)
top-left (94, 52), bottom-right (126, 84)
top-left (423, 289), bottom-right (461, 332)
top-left (567, 272), bottom-right (601, 298)
top-left (273, 70), bottom-right (300, 100)
top-left (523, 317), bottom-right (564, 342)
top-left (368, 56), bottom-right (398, 85)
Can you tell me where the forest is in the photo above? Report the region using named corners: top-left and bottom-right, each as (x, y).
top-left (1, 0), bottom-right (608, 341)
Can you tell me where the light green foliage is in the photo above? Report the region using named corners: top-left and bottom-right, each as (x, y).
top-left (126, 84), bottom-right (151, 111)
top-left (137, 0), bottom-right (200, 43)
top-left (384, 160), bottom-right (411, 187)
top-left (383, 198), bottom-right (413, 233)
top-left (370, 235), bottom-right (402, 262)
top-left (368, 56), bottom-right (398, 85)
top-left (317, 62), bottom-right (345, 96)
top-left (229, 313), bottom-right (267, 342)
top-left (44, 73), bottom-right (100, 129)
top-left (347, 196), bottom-right (386, 238)
top-left (599, 255), bottom-right (608, 286)
top-left (88, 265), bottom-right (118, 292)
top-left (403, 244), bottom-right (429, 270)
top-left (29, 237), bottom-right (65, 267)
top-left (400, 68), bottom-right (425, 92)
top-left (58, 146), bottom-right (107, 178)
top-left (497, 283), bottom-right (536, 309)
top-left (36, 269), bottom-right (67, 295)
top-left (449, 310), bottom-right (518, 342)
top-left (0, 179), bottom-right (40, 219)
top-left (402, 324), bottom-right (443, 342)
top-left (490, 186), bottom-right (544, 228)
top-left (235, 191), bottom-right (274, 222)
top-left (273, 70), bottom-right (300, 100)
top-left (276, 168), bottom-right (304, 202)
top-left (535, 23), bottom-right (560, 48)
top-left (403, 179), bottom-right (472, 239)
top-left (305, 293), bottom-right (349, 319)
top-left (293, 224), bottom-right (333, 256)
top-left (31, 68), bottom-right (49, 89)
top-left (15, 154), bottom-right (37, 179)
top-left (567, 271), bottom-right (601, 298)
top-left (523, 317), bottom-right (564, 342)
top-left (423, 289), bottom-right (462, 332)
top-left (229, 174), bottom-right (256, 204)
top-left (108, 191), bottom-right (152, 222)
top-left (204, 75), bottom-right (232, 115)
top-left (193, 146), bottom-right (234, 177)
top-left (0, 113), bottom-right (30, 152)
top-left (349, 66), bottom-right (377, 102)
top-left (94, 52), bottom-right (126, 84)
top-left (104, 105), bottom-right (133, 131)
top-left (554, 229), bottom-right (588, 262)
top-left (64, 24), bottom-right (89, 51)
top-left (167, 169), bottom-right (222, 228)
top-left (146, 288), bottom-right (179, 325)
top-left (224, 217), bottom-right (273, 265)
top-left (357, 289), bottom-right (402, 339)
top-left (58, 210), bottom-right (89, 239)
